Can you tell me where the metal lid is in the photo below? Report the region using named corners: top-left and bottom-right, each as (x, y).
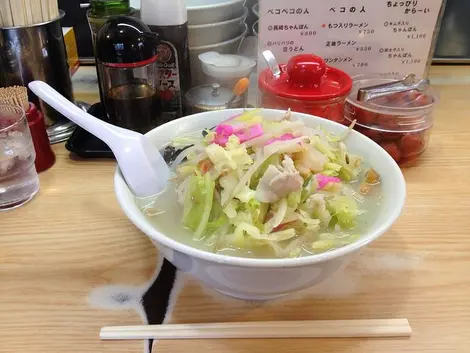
top-left (258, 53), bottom-right (352, 101)
top-left (347, 74), bottom-right (439, 116)
top-left (184, 83), bottom-right (241, 111)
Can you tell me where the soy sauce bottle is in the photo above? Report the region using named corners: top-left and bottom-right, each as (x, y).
top-left (96, 16), bottom-right (161, 133)
top-left (141, 0), bottom-right (191, 123)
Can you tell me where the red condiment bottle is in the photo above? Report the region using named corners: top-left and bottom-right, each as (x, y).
top-left (258, 53), bottom-right (352, 123)
top-left (26, 103), bottom-right (56, 173)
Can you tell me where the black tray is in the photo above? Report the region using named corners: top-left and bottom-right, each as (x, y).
top-left (65, 103), bottom-right (254, 159)
top-left (65, 103), bottom-right (115, 159)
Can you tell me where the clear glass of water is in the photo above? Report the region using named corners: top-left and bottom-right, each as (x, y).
top-left (0, 104), bottom-right (39, 211)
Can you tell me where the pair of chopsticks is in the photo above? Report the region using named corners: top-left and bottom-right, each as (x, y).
top-left (100, 319), bottom-right (412, 340)
top-left (0, 0), bottom-right (59, 27)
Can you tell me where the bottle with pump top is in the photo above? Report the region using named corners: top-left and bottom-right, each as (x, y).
top-left (141, 0), bottom-right (191, 123)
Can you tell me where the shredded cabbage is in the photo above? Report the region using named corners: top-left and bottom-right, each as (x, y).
top-left (165, 109), bottom-right (379, 258)
top-left (182, 173), bottom-right (215, 238)
top-left (327, 195), bottom-right (360, 230)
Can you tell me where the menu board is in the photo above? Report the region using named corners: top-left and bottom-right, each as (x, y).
top-left (258, 0), bottom-right (444, 77)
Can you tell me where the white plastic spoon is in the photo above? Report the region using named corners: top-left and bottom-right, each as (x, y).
top-left (29, 81), bottom-right (171, 199)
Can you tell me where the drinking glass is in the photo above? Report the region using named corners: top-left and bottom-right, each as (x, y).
top-left (0, 105), bottom-right (40, 210)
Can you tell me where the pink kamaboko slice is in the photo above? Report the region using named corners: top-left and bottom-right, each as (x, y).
top-left (214, 124), bottom-right (264, 146)
top-left (316, 174), bottom-right (341, 190)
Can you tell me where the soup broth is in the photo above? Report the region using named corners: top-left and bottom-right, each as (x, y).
top-left (140, 172), bottom-right (383, 259)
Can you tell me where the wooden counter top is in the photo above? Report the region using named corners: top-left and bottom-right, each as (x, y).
top-left (1, 65), bottom-right (470, 353)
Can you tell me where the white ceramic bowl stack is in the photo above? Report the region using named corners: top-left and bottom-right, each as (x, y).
top-left (186, 0), bottom-right (248, 85)
top-left (252, 2), bottom-right (259, 36)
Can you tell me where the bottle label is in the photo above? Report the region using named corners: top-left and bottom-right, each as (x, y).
top-left (157, 40), bottom-right (183, 121)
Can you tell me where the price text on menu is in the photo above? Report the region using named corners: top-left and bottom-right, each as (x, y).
top-left (259, 0), bottom-right (444, 77)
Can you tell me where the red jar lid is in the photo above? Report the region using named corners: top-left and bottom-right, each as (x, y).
top-left (259, 54), bottom-right (352, 101)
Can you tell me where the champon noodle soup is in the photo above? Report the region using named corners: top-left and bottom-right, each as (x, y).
top-left (141, 109), bottom-right (383, 259)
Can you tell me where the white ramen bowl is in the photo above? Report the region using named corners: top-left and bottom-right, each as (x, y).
top-left (114, 109), bottom-right (406, 300)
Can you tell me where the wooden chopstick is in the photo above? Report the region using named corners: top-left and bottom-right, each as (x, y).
top-left (9, 0), bottom-right (26, 26)
top-left (39, 0), bottom-right (49, 22)
top-left (0, 0), bottom-right (58, 26)
top-left (101, 319), bottom-right (412, 340)
top-left (24, 0), bottom-right (34, 25)
top-left (31, 0), bottom-right (43, 23)
top-left (47, 0), bottom-right (59, 20)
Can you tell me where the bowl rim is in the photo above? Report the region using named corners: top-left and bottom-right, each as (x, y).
top-left (189, 6), bottom-right (248, 29)
top-left (187, 0), bottom-right (246, 11)
top-left (189, 23), bottom-right (248, 50)
top-left (114, 109), bottom-right (406, 268)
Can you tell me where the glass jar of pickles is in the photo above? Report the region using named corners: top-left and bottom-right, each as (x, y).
top-left (342, 75), bottom-right (439, 167)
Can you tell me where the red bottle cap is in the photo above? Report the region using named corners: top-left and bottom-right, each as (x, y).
top-left (26, 103), bottom-right (56, 173)
top-left (259, 54), bottom-right (352, 101)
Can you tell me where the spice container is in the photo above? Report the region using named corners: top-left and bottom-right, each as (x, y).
top-left (258, 52), bottom-right (352, 122)
top-left (184, 83), bottom-right (243, 114)
top-left (199, 52), bottom-right (256, 107)
top-left (343, 74), bottom-right (439, 167)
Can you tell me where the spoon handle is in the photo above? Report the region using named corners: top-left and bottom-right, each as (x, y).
top-left (28, 81), bottom-right (140, 147)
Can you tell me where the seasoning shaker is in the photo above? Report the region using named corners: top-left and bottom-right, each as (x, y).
top-left (199, 52), bottom-right (256, 107)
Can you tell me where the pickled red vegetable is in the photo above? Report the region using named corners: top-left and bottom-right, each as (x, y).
top-left (380, 141), bottom-right (401, 162)
top-left (399, 133), bottom-right (424, 157)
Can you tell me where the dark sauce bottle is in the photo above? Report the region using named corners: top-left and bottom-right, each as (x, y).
top-left (141, 0), bottom-right (191, 123)
top-left (96, 16), bottom-right (161, 133)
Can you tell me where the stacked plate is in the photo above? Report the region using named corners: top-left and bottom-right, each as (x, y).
top-left (186, 0), bottom-right (248, 85)
top-left (252, 2), bottom-right (259, 36)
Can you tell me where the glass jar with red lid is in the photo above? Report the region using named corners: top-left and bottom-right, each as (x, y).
top-left (342, 74), bottom-right (439, 167)
top-left (258, 54), bottom-right (352, 123)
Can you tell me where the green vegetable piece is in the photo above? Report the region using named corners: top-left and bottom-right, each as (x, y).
top-left (182, 173), bottom-right (215, 237)
top-left (204, 200), bottom-right (228, 237)
top-left (327, 195), bottom-right (360, 230)
top-left (287, 190), bottom-right (302, 209)
top-left (249, 154), bottom-right (281, 189)
top-left (311, 240), bottom-right (335, 253)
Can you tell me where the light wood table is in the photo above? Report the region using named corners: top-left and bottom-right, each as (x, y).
top-left (1, 66), bottom-right (470, 353)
